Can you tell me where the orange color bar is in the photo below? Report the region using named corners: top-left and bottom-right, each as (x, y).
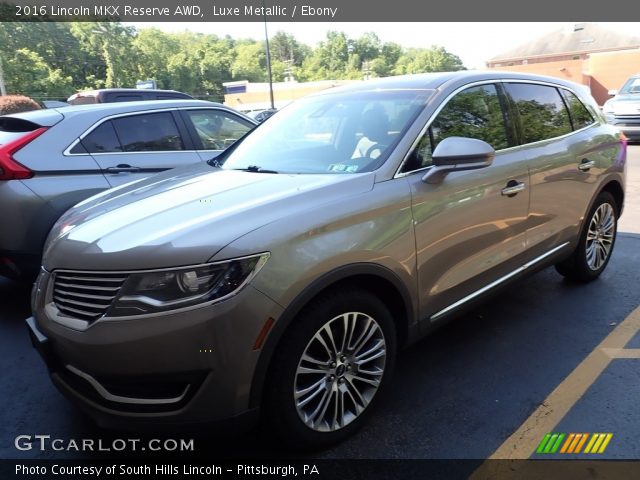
top-left (560, 434), bottom-right (575, 454)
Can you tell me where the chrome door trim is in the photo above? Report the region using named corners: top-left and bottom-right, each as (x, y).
top-left (63, 105), bottom-right (248, 157)
top-left (430, 241), bottom-right (570, 322)
top-left (394, 78), bottom-right (599, 179)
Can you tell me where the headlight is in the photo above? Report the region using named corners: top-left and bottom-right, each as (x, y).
top-left (109, 253), bottom-right (269, 317)
top-left (602, 101), bottom-right (615, 122)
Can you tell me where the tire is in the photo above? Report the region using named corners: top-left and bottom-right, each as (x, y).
top-left (263, 287), bottom-right (397, 449)
top-left (555, 191), bottom-right (618, 282)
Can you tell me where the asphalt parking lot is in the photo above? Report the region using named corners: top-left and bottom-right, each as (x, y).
top-left (1, 146), bottom-right (639, 463)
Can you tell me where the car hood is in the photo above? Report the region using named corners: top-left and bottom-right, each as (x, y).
top-left (608, 94), bottom-right (640, 114)
top-left (43, 163), bottom-right (375, 271)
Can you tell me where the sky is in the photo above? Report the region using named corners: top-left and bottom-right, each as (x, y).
top-left (129, 22), bottom-right (640, 69)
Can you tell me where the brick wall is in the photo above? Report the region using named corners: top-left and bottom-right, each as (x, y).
top-left (588, 50), bottom-right (640, 105)
top-left (488, 49), bottom-right (640, 105)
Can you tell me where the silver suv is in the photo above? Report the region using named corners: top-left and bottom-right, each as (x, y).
top-left (27, 72), bottom-right (626, 448)
top-left (603, 73), bottom-right (640, 141)
top-left (0, 100), bottom-right (255, 279)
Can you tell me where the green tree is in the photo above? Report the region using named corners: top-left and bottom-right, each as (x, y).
top-left (2, 48), bottom-right (72, 98)
top-left (231, 42), bottom-right (266, 82)
top-left (394, 46), bottom-right (465, 75)
top-left (70, 22), bottom-right (139, 88)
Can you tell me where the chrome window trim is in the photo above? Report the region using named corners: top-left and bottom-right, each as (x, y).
top-left (430, 241), bottom-right (570, 322)
top-left (63, 106), bottom-right (245, 157)
top-left (394, 78), bottom-right (599, 178)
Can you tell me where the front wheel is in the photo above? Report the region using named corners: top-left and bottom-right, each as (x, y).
top-left (264, 288), bottom-right (396, 449)
top-left (555, 191), bottom-right (618, 282)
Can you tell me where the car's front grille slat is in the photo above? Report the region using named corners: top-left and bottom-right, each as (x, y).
top-left (53, 271), bottom-right (128, 322)
top-left (54, 295), bottom-right (113, 310)
top-left (56, 274), bottom-right (127, 283)
top-left (55, 281), bottom-right (122, 292)
top-left (55, 289), bottom-right (115, 301)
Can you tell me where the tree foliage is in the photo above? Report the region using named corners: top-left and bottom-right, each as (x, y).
top-left (0, 23), bottom-right (466, 101)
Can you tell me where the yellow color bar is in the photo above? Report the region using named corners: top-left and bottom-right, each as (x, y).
top-left (590, 434), bottom-right (606, 453)
top-left (584, 434), bottom-right (600, 453)
top-left (598, 433), bottom-right (613, 453)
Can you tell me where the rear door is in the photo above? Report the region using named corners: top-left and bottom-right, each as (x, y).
top-left (178, 108), bottom-right (255, 161)
top-left (504, 82), bottom-right (601, 258)
top-left (79, 110), bottom-right (201, 187)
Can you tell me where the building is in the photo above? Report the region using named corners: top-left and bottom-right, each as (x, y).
top-left (487, 23), bottom-right (640, 105)
top-left (222, 80), bottom-right (356, 113)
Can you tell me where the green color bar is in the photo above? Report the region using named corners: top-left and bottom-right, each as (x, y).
top-left (550, 433), bottom-right (566, 453)
top-left (544, 433), bottom-right (559, 453)
top-left (536, 433), bottom-right (552, 454)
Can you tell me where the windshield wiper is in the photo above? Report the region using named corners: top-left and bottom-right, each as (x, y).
top-left (233, 165), bottom-right (279, 174)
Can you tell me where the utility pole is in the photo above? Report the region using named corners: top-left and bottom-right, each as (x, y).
top-left (262, 0), bottom-right (275, 110)
top-left (0, 55), bottom-right (7, 96)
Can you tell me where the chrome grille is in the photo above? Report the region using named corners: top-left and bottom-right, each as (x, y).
top-left (53, 271), bottom-right (128, 321)
top-left (614, 114), bottom-right (640, 121)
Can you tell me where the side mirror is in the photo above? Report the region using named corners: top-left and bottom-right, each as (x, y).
top-left (608, 89), bottom-right (619, 97)
top-left (422, 137), bottom-right (495, 184)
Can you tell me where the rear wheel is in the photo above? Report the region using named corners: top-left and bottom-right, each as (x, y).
top-left (264, 288), bottom-right (396, 449)
top-left (555, 191), bottom-right (618, 282)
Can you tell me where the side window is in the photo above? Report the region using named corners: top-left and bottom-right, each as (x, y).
top-left (506, 83), bottom-right (572, 143)
top-left (186, 110), bottom-right (253, 150)
top-left (402, 84), bottom-right (508, 173)
top-left (560, 90), bottom-right (595, 131)
top-left (80, 121), bottom-right (122, 153)
top-left (111, 112), bottom-right (185, 152)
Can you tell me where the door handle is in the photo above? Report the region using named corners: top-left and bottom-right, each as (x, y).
top-left (501, 180), bottom-right (526, 197)
top-left (578, 159), bottom-right (595, 172)
top-left (106, 164), bottom-right (141, 174)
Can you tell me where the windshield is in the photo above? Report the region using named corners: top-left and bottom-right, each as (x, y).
top-left (221, 89), bottom-right (433, 174)
top-left (619, 77), bottom-right (640, 95)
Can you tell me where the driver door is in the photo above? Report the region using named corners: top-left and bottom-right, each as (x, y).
top-left (403, 83), bottom-right (531, 323)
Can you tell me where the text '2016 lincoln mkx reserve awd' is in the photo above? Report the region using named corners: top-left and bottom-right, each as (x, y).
top-left (27, 71), bottom-right (626, 449)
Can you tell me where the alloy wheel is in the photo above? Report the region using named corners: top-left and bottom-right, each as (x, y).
top-left (294, 311), bottom-right (387, 432)
top-left (585, 202), bottom-right (615, 271)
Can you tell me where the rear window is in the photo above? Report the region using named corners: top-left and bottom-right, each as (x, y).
top-left (506, 83), bottom-right (572, 144)
top-left (560, 90), bottom-right (595, 130)
top-left (77, 121), bottom-right (121, 153)
top-left (0, 117), bottom-right (41, 145)
top-left (112, 112), bottom-right (184, 152)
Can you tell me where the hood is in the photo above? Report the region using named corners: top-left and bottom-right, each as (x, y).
top-left (607, 94), bottom-right (640, 114)
top-left (43, 163), bottom-right (375, 271)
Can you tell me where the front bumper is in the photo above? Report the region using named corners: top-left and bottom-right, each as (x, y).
top-left (28, 276), bottom-right (283, 431)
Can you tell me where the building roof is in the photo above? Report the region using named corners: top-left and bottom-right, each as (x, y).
top-left (489, 23), bottom-right (640, 62)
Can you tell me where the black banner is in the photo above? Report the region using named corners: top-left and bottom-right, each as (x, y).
top-left (0, 0), bottom-right (636, 22)
top-left (4, 459), bottom-right (640, 480)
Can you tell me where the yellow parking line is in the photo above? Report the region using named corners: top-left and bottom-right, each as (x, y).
top-left (487, 305), bottom-right (640, 460)
top-left (469, 305), bottom-right (640, 480)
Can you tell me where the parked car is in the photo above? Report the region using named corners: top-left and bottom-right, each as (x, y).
top-left (27, 72), bottom-right (626, 448)
top-left (248, 108), bottom-right (278, 123)
top-left (0, 100), bottom-right (256, 279)
top-left (67, 88), bottom-right (193, 105)
top-left (603, 73), bottom-right (640, 141)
